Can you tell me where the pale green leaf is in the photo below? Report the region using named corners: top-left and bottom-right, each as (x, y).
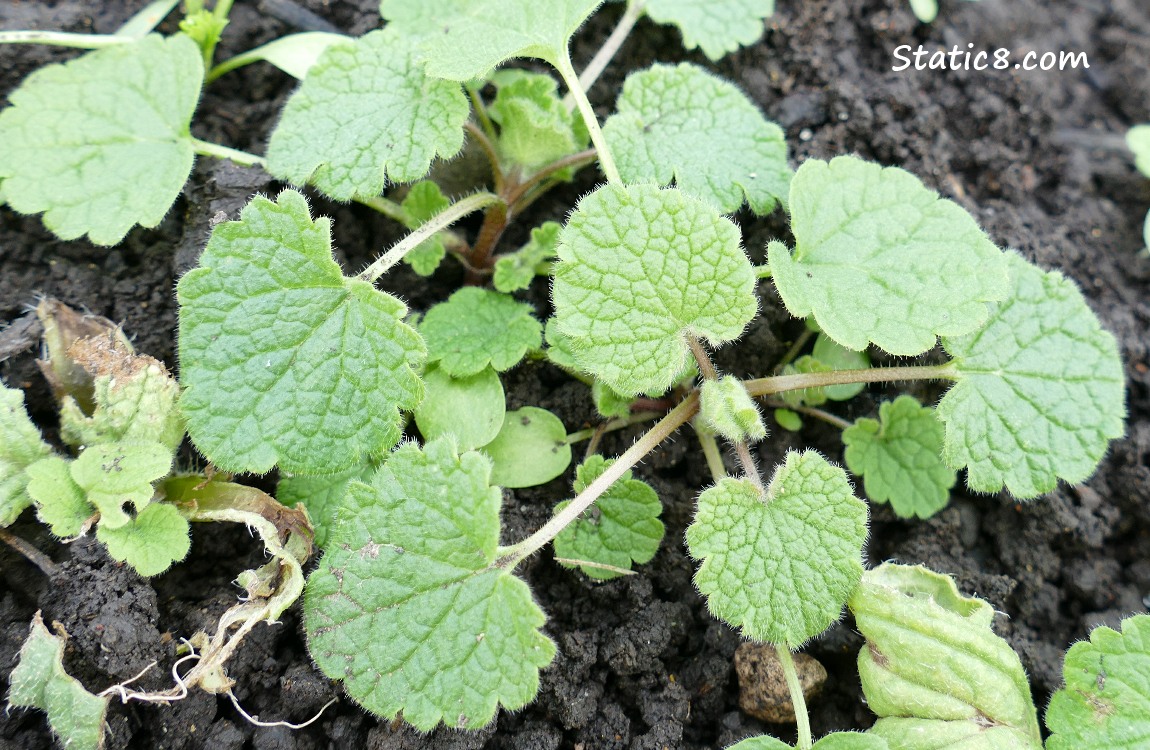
top-left (686, 450), bottom-right (867, 647)
top-left (908, 0), bottom-right (938, 23)
top-left (379, 0), bottom-right (468, 39)
top-left (0, 34), bottom-right (201, 245)
top-left (774, 408), bottom-right (803, 432)
top-left (8, 612), bottom-right (108, 750)
top-left (553, 455), bottom-right (663, 580)
top-left (400, 180), bottom-right (451, 276)
top-left (414, 365), bottom-right (506, 452)
top-left (592, 380), bottom-right (632, 419)
top-left (418, 0), bottom-right (604, 80)
top-left (603, 62), bottom-right (790, 214)
top-left (1046, 614), bottom-right (1150, 750)
top-left (304, 439), bottom-right (556, 729)
top-left (645, 0), bottom-right (775, 60)
top-left (544, 317), bottom-right (580, 372)
top-left (25, 457), bottom-right (92, 538)
top-left (938, 253), bottom-right (1125, 498)
top-left (730, 733), bottom-right (888, 750)
top-left (178, 190), bottom-right (425, 475)
top-left (0, 385), bottom-right (53, 526)
top-left (495, 222), bottom-right (560, 293)
top-left (229, 32), bottom-right (349, 80)
top-left (812, 333), bottom-right (870, 401)
top-left (96, 501), bottom-right (191, 576)
top-left (266, 28), bottom-right (468, 201)
top-left (553, 183), bottom-right (757, 396)
top-left (699, 376), bottom-right (766, 442)
top-left (769, 156), bottom-right (1008, 355)
top-left (278, 461), bottom-right (373, 548)
top-left (71, 442), bottom-right (172, 529)
top-left (780, 356), bottom-right (832, 409)
top-left (849, 563), bottom-right (1042, 749)
top-left (420, 287), bottom-right (542, 377)
top-left (179, 10), bottom-right (228, 50)
top-left (490, 71), bottom-right (587, 173)
top-left (843, 396), bottom-right (955, 519)
top-left (484, 407), bottom-right (572, 488)
top-left (1130, 125), bottom-right (1150, 178)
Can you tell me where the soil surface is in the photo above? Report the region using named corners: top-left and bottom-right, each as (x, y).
top-left (2, 1), bottom-right (1150, 748)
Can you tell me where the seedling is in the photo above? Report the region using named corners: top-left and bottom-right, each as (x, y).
top-left (0, 1), bottom-right (1134, 748)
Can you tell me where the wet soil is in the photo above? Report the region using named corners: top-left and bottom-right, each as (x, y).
top-left (2, 1), bottom-right (1150, 748)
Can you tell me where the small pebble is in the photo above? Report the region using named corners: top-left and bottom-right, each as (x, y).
top-left (734, 642), bottom-right (827, 723)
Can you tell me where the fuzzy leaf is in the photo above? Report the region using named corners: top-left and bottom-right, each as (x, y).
top-left (603, 62), bottom-right (790, 214)
top-left (700, 376), bottom-right (766, 442)
top-left (379, 0), bottom-right (468, 39)
top-left (278, 461), bottom-right (373, 549)
top-left (843, 396), bottom-right (955, 519)
top-left (812, 333), bottom-right (870, 401)
top-left (231, 32), bottom-right (349, 80)
top-left (25, 457), bottom-right (92, 538)
top-left (419, 0), bottom-right (603, 80)
top-left (645, 0), bottom-right (775, 60)
top-left (494, 222), bottom-right (560, 293)
top-left (304, 440), bottom-right (556, 729)
top-left (490, 71), bottom-right (587, 173)
top-left (554, 456), bottom-right (663, 580)
top-left (938, 253), bottom-right (1125, 498)
top-left (266, 28), bottom-right (468, 201)
top-left (400, 180), bottom-right (451, 275)
top-left (484, 407), bottom-right (572, 489)
top-left (8, 613), bottom-right (108, 750)
top-left (178, 191), bottom-right (425, 475)
top-left (544, 317), bottom-right (579, 371)
top-left (0, 34), bottom-right (201, 245)
top-left (686, 450), bottom-right (867, 647)
top-left (414, 365), bottom-right (506, 452)
top-left (0, 385), bottom-right (53, 526)
top-left (849, 563), bottom-right (1042, 749)
top-left (553, 183), bottom-right (757, 396)
top-left (70, 442), bottom-right (172, 530)
top-left (96, 502), bottom-right (190, 576)
top-left (421, 288), bottom-right (542, 377)
top-left (1130, 125), bottom-right (1150, 178)
top-left (592, 380), bottom-right (632, 420)
top-left (1046, 614), bottom-right (1150, 750)
top-left (769, 156), bottom-right (1008, 355)
top-left (730, 733), bottom-right (889, 750)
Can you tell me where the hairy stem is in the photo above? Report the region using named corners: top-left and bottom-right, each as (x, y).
top-left (467, 199), bottom-right (510, 275)
top-left (555, 50), bottom-right (621, 184)
top-left (359, 191), bottom-right (500, 282)
top-left (695, 427), bottom-right (727, 483)
top-left (499, 392), bottom-right (699, 567)
top-left (506, 148), bottom-right (598, 208)
top-left (777, 328), bottom-right (815, 369)
top-left (733, 441), bottom-right (763, 490)
top-left (688, 336), bottom-right (719, 381)
top-left (467, 84), bottom-right (499, 143)
top-left (464, 121), bottom-right (505, 195)
top-left (191, 138), bottom-right (265, 167)
top-left (776, 646), bottom-right (813, 750)
top-left (565, 0), bottom-right (646, 109)
top-left (564, 410), bottom-right (663, 445)
top-left (0, 30), bottom-right (132, 48)
top-left (745, 363), bottom-right (958, 398)
top-left (353, 195), bottom-right (411, 224)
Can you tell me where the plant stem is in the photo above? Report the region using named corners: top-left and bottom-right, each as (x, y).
top-left (776, 646), bottom-right (813, 750)
top-left (359, 191), bottom-right (500, 282)
top-left (565, 0), bottom-right (646, 109)
top-left (0, 528), bottom-right (58, 577)
top-left (0, 31), bottom-right (132, 48)
top-left (505, 148), bottom-right (598, 207)
top-left (191, 138), bottom-right (265, 167)
top-left (745, 363), bottom-right (958, 398)
top-left (777, 328), bottom-right (815, 369)
top-left (696, 427), bottom-right (728, 482)
top-left (766, 400), bottom-right (853, 431)
top-left (467, 198), bottom-right (510, 275)
top-left (467, 84), bottom-right (499, 144)
top-left (353, 195), bottom-right (411, 224)
top-left (201, 0), bottom-right (234, 67)
top-left (555, 51), bottom-right (621, 184)
top-left (115, 0), bottom-right (181, 38)
top-left (733, 441), bottom-right (763, 490)
top-left (564, 410), bottom-right (663, 445)
top-left (688, 336), bottom-right (719, 381)
top-left (498, 391), bottom-right (699, 567)
top-left (464, 121), bottom-right (505, 196)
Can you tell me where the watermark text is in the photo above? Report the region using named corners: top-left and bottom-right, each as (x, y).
top-left (892, 44), bottom-right (1089, 72)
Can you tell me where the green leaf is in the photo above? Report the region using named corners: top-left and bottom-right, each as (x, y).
top-left (225, 32), bottom-right (349, 80)
top-left (484, 407), bottom-right (572, 488)
top-left (603, 62), bottom-right (790, 214)
top-left (304, 439), bottom-right (556, 729)
top-left (1046, 614), bottom-right (1150, 750)
top-left (25, 457), bottom-right (92, 538)
top-left (908, 0), bottom-right (939, 23)
top-left (769, 156), bottom-right (1009, 355)
top-left (686, 450), bottom-right (867, 647)
top-left (178, 190), bottom-right (425, 475)
top-left (730, 733), bottom-right (889, 750)
top-left (938, 253), bottom-right (1126, 497)
top-left (418, 0), bottom-right (604, 80)
top-left (849, 563), bottom-right (1042, 749)
top-left (490, 71), bottom-right (587, 173)
top-left (420, 287), bottom-right (542, 377)
top-left (400, 181), bottom-right (451, 276)
top-left (592, 380), bottom-right (632, 419)
top-left (774, 408), bottom-right (803, 432)
top-left (553, 183), bottom-right (757, 396)
top-left (843, 396), bottom-right (955, 519)
top-left (780, 356), bottom-right (832, 408)
top-left (8, 612), bottom-right (108, 750)
top-left (266, 28), bottom-right (468, 201)
top-left (179, 9), bottom-right (228, 49)
top-left (379, 0), bottom-right (468, 39)
top-left (544, 317), bottom-right (579, 371)
top-left (812, 333), bottom-right (870, 401)
top-left (414, 365), bottom-right (506, 452)
top-left (1130, 125), bottom-right (1150, 178)
top-left (644, 0), bottom-right (775, 60)
top-left (494, 222), bottom-right (561, 293)
top-left (553, 455), bottom-right (663, 580)
top-left (0, 34), bottom-right (202, 245)
top-left (0, 385), bottom-right (53, 526)
top-left (279, 461), bottom-right (373, 549)
top-left (96, 501), bottom-right (191, 576)
top-left (71, 442), bottom-right (172, 529)
top-left (699, 376), bottom-right (767, 442)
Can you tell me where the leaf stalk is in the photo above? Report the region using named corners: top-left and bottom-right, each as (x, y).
top-left (190, 138), bottom-right (265, 167)
top-left (776, 645), bottom-right (813, 750)
top-left (555, 51), bottom-right (621, 184)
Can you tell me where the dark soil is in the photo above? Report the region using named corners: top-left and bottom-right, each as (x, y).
top-left (3, 1), bottom-right (1150, 748)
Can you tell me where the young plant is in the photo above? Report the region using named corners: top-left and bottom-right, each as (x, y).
top-left (1128, 124), bottom-right (1150, 252)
